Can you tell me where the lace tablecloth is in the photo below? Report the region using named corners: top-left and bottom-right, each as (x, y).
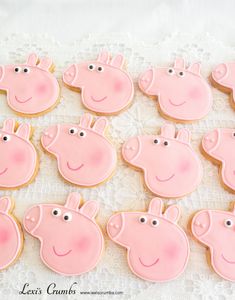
top-left (0, 32), bottom-right (234, 300)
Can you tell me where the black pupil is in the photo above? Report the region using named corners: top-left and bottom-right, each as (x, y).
top-left (80, 132), bottom-right (84, 136)
top-left (164, 141), bottom-right (168, 146)
top-left (154, 139), bottom-right (158, 144)
top-left (98, 67), bottom-right (102, 71)
top-left (152, 220), bottom-right (157, 225)
top-left (3, 136), bottom-right (8, 141)
top-left (70, 129), bottom-right (75, 133)
top-left (53, 210), bottom-right (58, 215)
top-left (169, 69), bottom-right (173, 73)
top-left (24, 68), bottom-right (28, 72)
top-left (140, 218), bottom-right (145, 223)
top-left (233, 133), bottom-right (235, 136)
top-left (180, 72), bottom-right (183, 76)
top-left (89, 65), bottom-right (93, 69)
top-left (64, 215), bottom-right (69, 220)
top-left (227, 220), bottom-right (232, 225)
top-left (15, 68), bottom-right (19, 72)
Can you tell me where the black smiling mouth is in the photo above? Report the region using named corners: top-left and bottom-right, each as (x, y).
top-left (139, 257), bottom-right (160, 267)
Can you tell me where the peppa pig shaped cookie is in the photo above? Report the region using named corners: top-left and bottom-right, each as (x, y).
top-left (139, 58), bottom-right (212, 122)
top-left (63, 51), bottom-right (134, 115)
top-left (202, 128), bottom-right (235, 192)
top-left (41, 113), bottom-right (117, 187)
top-left (191, 203), bottom-right (235, 281)
top-left (0, 53), bottom-right (60, 116)
top-left (0, 196), bottom-right (23, 270)
top-left (23, 192), bottom-right (104, 276)
top-left (107, 198), bottom-right (189, 282)
top-left (122, 124), bottom-right (203, 198)
top-left (0, 119), bottom-right (38, 189)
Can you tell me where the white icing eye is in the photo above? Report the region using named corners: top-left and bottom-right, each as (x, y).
top-left (2, 135), bottom-right (10, 142)
top-left (79, 130), bottom-right (86, 137)
top-left (14, 67), bottom-right (21, 73)
top-left (63, 212), bottom-right (72, 222)
top-left (23, 67), bottom-right (30, 73)
top-left (139, 216), bottom-right (147, 224)
top-left (88, 64), bottom-right (95, 71)
top-left (163, 140), bottom-right (169, 146)
top-left (97, 66), bottom-right (104, 72)
top-left (178, 71), bottom-right (185, 77)
top-left (153, 138), bottom-right (160, 144)
top-left (224, 219), bottom-right (233, 228)
top-left (52, 208), bottom-right (61, 217)
top-left (151, 219), bottom-right (159, 227)
top-left (69, 127), bottom-right (78, 135)
top-left (167, 68), bottom-right (175, 75)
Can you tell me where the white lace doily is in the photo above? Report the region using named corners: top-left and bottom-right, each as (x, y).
top-left (0, 33), bottom-right (234, 300)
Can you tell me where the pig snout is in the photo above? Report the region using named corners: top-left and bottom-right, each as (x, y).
top-left (122, 137), bottom-right (140, 162)
top-left (63, 64), bottom-right (77, 85)
top-left (41, 125), bottom-right (58, 149)
top-left (23, 205), bottom-right (41, 234)
top-left (202, 129), bottom-right (219, 154)
top-left (107, 213), bottom-right (123, 240)
top-left (212, 63), bottom-right (228, 82)
top-left (138, 68), bottom-right (154, 92)
top-left (191, 210), bottom-right (211, 238)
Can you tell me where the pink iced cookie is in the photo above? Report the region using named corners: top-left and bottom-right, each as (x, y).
top-left (63, 51), bottom-right (134, 114)
top-left (107, 198), bottom-right (189, 282)
top-left (0, 119), bottom-right (37, 188)
top-left (212, 62), bottom-right (235, 104)
top-left (0, 196), bottom-right (23, 270)
top-left (23, 193), bottom-right (103, 276)
top-left (202, 128), bottom-right (235, 192)
top-left (122, 124), bottom-right (203, 198)
top-left (139, 58), bottom-right (212, 122)
top-left (0, 53), bottom-right (60, 116)
top-left (191, 204), bottom-right (235, 281)
top-left (41, 113), bottom-right (117, 186)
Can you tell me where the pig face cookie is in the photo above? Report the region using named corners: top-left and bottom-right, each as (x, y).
top-left (139, 58), bottom-right (212, 122)
top-left (202, 128), bottom-right (235, 192)
top-left (41, 113), bottom-right (117, 187)
top-left (0, 196), bottom-right (23, 270)
top-left (107, 198), bottom-right (189, 282)
top-left (0, 119), bottom-right (37, 188)
top-left (191, 204), bottom-right (235, 281)
top-left (63, 51), bottom-right (134, 115)
top-left (122, 124), bottom-right (203, 198)
top-left (0, 53), bottom-right (60, 116)
top-left (23, 193), bottom-right (104, 276)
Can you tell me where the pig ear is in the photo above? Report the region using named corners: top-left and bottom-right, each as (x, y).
top-left (174, 57), bottom-right (185, 69)
top-left (16, 123), bottom-right (31, 140)
top-left (92, 117), bottom-right (108, 135)
top-left (176, 129), bottom-right (191, 143)
top-left (38, 57), bottom-right (53, 71)
top-left (26, 53), bottom-right (38, 66)
top-left (160, 124), bottom-right (176, 138)
top-left (97, 51), bottom-right (110, 64)
top-left (148, 198), bottom-right (163, 215)
top-left (188, 62), bottom-right (201, 75)
top-left (2, 119), bottom-right (15, 133)
top-left (110, 54), bottom-right (125, 68)
top-left (0, 196), bottom-right (12, 213)
top-left (164, 205), bottom-right (180, 223)
top-left (79, 113), bottom-right (93, 128)
top-left (65, 193), bottom-right (81, 211)
top-left (80, 201), bottom-right (99, 219)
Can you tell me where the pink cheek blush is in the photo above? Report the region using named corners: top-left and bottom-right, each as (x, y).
top-left (188, 86), bottom-right (202, 100)
top-left (36, 83), bottom-right (48, 95)
top-left (12, 150), bottom-right (26, 164)
top-left (74, 236), bottom-right (91, 252)
top-left (0, 229), bottom-right (10, 244)
top-left (179, 160), bottom-right (191, 173)
top-left (164, 243), bottom-right (180, 260)
top-left (113, 80), bottom-right (123, 92)
top-left (89, 150), bottom-right (104, 166)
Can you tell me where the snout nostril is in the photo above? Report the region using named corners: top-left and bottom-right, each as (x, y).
top-left (26, 216), bottom-right (30, 220)
top-left (200, 223), bottom-right (206, 228)
top-left (31, 217), bottom-right (35, 222)
top-left (115, 224), bottom-right (119, 229)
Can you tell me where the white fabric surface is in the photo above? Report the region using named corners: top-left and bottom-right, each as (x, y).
top-left (0, 1), bottom-right (235, 300)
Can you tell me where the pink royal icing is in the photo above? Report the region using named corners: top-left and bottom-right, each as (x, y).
top-left (0, 196), bottom-right (23, 270)
top-left (41, 113), bottom-right (117, 186)
top-left (202, 128), bottom-right (235, 191)
top-left (191, 204), bottom-right (235, 281)
top-left (138, 58), bottom-right (212, 122)
top-left (23, 193), bottom-right (104, 276)
top-left (0, 119), bottom-right (37, 188)
top-left (107, 198), bottom-right (189, 282)
top-left (122, 123), bottom-right (203, 198)
top-left (63, 51), bottom-right (134, 114)
top-left (0, 53), bottom-right (60, 116)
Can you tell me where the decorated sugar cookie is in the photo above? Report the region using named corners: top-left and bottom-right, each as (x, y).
top-left (122, 124), bottom-right (203, 198)
top-left (212, 62), bottom-right (235, 106)
top-left (138, 58), bottom-right (212, 122)
top-left (63, 51), bottom-right (134, 114)
top-left (23, 193), bottom-right (103, 276)
top-left (0, 53), bottom-right (60, 116)
top-left (107, 198), bottom-right (189, 282)
top-left (202, 128), bottom-right (235, 192)
top-left (191, 204), bottom-right (235, 281)
top-left (0, 119), bottom-right (37, 189)
top-left (0, 196), bottom-right (23, 270)
top-left (41, 113), bottom-right (117, 186)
